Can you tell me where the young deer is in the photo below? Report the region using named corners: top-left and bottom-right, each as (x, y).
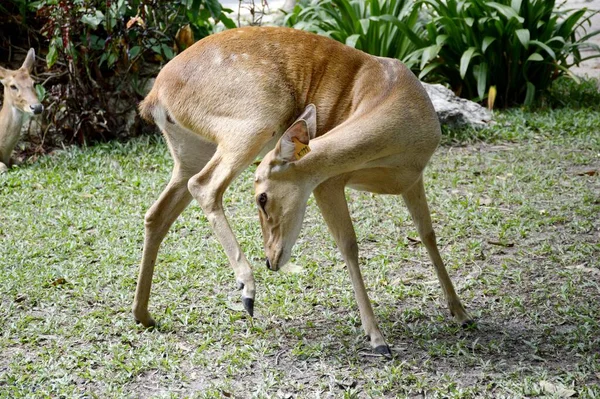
top-left (0, 48), bottom-right (43, 172)
top-left (135, 27), bottom-right (472, 355)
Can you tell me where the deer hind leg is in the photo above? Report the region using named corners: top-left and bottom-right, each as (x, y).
top-left (402, 176), bottom-right (473, 326)
top-left (133, 125), bottom-right (216, 327)
top-left (187, 145), bottom-right (265, 316)
top-left (314, 177), bottom-right (391, 357)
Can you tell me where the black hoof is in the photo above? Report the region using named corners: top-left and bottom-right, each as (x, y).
top-left (135, 319), bottom-right (156, 329)
top-left (242, 297), bottom-right (254, 317)
top-left (374, 345), bottom-right (392, 358)
top-left (461, 319), bottom-right (477, 329)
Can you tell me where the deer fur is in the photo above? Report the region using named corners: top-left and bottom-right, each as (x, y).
top-left (134, 27), bottom-right (472, 355)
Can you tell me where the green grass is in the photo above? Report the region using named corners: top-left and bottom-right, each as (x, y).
top-left (1, 93), bottom-right (599, 397)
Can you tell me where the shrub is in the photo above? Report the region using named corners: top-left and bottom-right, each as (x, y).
top-left (2, 0), bottom-right (234, 146)
top-left (409, 0), bottom-right (600, 107)
top-left (285, 0), bottom-right (424, 66)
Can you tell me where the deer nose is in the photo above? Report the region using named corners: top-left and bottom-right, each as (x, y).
top-left (31, 104), bottom-right (43, 115)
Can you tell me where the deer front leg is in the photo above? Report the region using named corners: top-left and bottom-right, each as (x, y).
top-left (187, 149), bottom-right (257, 316)
top-left (402, 177), bottom-right (473, 327)
top-left (314, 178), bottom-right (391, 357)
top-left (133, 171), bottom-right (193, 327)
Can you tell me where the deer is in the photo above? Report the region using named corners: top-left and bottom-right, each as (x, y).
top-left (134, 26), bottom-right (473, 356)
top-left (0, 48), bottom-right (43, 173)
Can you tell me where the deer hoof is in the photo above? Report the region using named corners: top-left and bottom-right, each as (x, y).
top-left (242, 297), bottom-right (254, 317)
top-left (134, 315), bottom-right (156, 328)
top-left (374, 344), bottom-right (392, 358)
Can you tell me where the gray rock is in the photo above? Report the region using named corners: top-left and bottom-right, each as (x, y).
top-left (422, 83), bottom-right (493, 128)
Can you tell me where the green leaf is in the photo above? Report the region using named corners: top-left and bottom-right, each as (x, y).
top-left (81, 10), bottom-right (105, 29)
top-left (35, 84), bottom-right (46, 102)
top-left (524, 81), bottom-right (535, 105)
top-left (359, 18), bottom-right (370, 35)
top-left (487, 2), bottom-right (524, 22)
top-left (476, 62), bottom-right (488, 99)
top-left (220, 14), bottom-right (236, 29)
top-left (204, 0), bottom-right (223, 19)
top-left (460, 47), bottom-right (479, 79)
top-left (530, 40), bottom-right (556, 60)
top-left (436, 34), bottom-right (448, 46)
top-left (346, 34), bottom-right (361, 48)
top-left (161, 44), bottom-right (175, 60)
top-left (526, 53), bottom-right (543, 62)
top-left (418, 61), bottom-right (442, 80)
top-left (128, 46), bottom-right (141, 59)
top-left (482, 36), bottom-right (496, 53)
top-left (515, 29), bottom-right (530, 49)
top-left (46, 44), bottom-right (58, 68)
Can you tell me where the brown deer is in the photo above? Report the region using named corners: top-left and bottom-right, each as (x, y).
top-left (0, 48), bottom-right (43, 172)
top-left (135, 27), bottom-right (472, 356)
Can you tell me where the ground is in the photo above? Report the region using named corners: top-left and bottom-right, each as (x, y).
top-left (0, 107), bottom-right (599, 397)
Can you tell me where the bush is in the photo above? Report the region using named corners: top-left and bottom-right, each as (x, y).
top-left (286, 0), bottom-right (600, 108)
top-left (1, 0), bottom-right (234, 146)
top-left (408, 0), bottom-right (600, 107)
top-left (285, 0), bottom-right (423, 66)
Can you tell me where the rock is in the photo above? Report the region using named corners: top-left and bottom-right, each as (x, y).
top-left (422, 83), bottom-right (493, 128)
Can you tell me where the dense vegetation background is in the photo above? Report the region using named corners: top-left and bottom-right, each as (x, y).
top-left (1, 0), bottom-right (599, 155)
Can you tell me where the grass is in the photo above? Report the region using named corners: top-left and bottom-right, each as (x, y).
top-left (1, 81), bottom-right (599, 397)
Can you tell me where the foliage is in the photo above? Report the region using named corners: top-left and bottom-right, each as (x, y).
top-left (285, 0), bottom-right (600, 108)
top-left (285, 0), bottom-right (424, 65)
top-left (1, 0), bottom-right (234, 145)
top-left (408, 0), bottom-right (600, 107)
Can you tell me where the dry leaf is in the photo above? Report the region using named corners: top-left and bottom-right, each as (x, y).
top-left (539, 380), bottom-right (576, 398)
top-left (479, 196), bottom-right (493, 206)
top-left (407, 236), bottom-right (421, 245)
top-left (487, 240), bottom-right (514, 247)
top-left (576, 169), bottom-right (597, 176)
top-left (50, 278), bottom-right (67, 286)
top-left (280, 262), bottom-right (305, 274)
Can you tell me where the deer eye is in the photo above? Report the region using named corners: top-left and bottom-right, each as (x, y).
top-left (10, 85), bottom-right (17, 91)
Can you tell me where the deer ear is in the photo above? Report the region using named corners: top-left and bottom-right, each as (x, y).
top-left (273, 104), bottom-right (317, 163)
top-left (0, 66), bottom-right (8, 81)
top-left (22, 48), bottom-right (35, 72)
top-left (274, 119), bottom-right (311, 164)
top-left (297, 103), bottom-right (317, 139)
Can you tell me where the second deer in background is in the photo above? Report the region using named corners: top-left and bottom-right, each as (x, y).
top-left (0, 48), bottom-right (43, 173)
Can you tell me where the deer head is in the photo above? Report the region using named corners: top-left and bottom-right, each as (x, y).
top-left (254, 105), bottom-right (318, 271)
top-left (0, 48), bottom-right (43, 115)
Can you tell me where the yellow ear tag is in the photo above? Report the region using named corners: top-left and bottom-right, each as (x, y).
top-left (292, 137), bottom-right (311, 160)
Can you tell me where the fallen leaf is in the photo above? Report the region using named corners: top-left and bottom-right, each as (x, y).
top-left (14, 294), bottom-right (27, 303)
top-left (225, 300), bottom-right (244, 312)
top-left (280, 262), bottom-right (305, 274)
top-left (335, 378), bottom-right (357, 389)
top-left (407, 236), bottom-right (421, 245)
top-left (44, 278), bottom-right (68, 288)
top-left (487, 240), bottom-right (514, 247)
top-left (479, 196), bottom-right (493, 206)
top-left (539, 380), bottom-right (576, 398)
top-left (566, 264), bottom-right (600, 276)
top-left (576, 169), bottom-right (597, 176)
